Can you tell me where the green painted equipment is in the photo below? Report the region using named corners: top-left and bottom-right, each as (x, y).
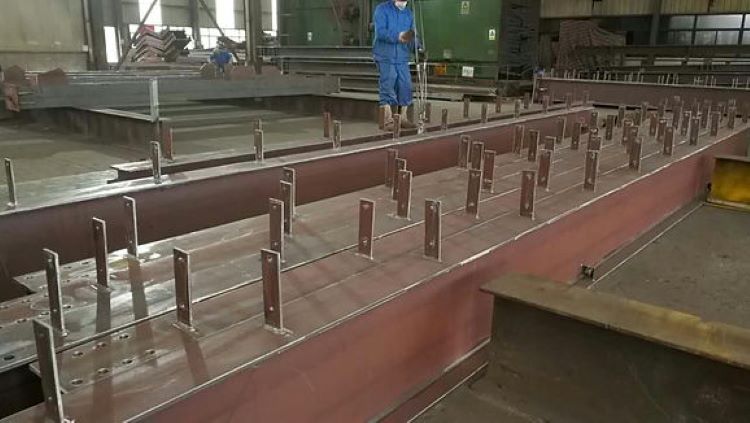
top-left (279, 0), bottom-right (372, 46)
top-left (277, 0), bottom-right (540, 82)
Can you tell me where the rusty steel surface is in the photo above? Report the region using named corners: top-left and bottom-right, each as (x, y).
top-left (0, 107), bottom-right (591, 288)
top-left (110, 102), bottom-right (572, 182)
top-left (0, 109), bottom-right (593, 376)
top-left (5, 104), bottom-right (747, 422)
top-left (443, 275), bottom-right (750, 423)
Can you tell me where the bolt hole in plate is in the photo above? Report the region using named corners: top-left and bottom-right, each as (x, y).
top-left (72, 351), bottom-right (84, 358)
top-left (118, 333), bottom-right (130, 340)
top-left (3, 354), bottom-right (15, 361)
top-left (70, 378), bottom-right (83, 386)
top-left (96, 368), bottom-right (110, 376)
top-left (121, 358), bottom-right (134, 365)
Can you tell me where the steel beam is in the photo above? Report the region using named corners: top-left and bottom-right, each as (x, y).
top-left (8, 106), bottom-right (746, 423)
top-left (0, 108), bottom-right (591, 285)
top-left (538, 78), bottom-right (750, 110)
top-left (16, 76), bottom-right (340, 110)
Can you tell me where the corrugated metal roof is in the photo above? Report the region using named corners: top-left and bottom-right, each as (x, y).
top-left (541, 0), bottom-right (590, 18)
top-left (596, 0), bottom-right (652, 16)
top-left (708, 0), bottom-right (750, 13)
top-left (662, 0), bottom-right (710, 14)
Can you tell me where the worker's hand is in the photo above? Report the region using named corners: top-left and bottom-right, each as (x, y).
top-left (399, 30), bottom-right (415, 43)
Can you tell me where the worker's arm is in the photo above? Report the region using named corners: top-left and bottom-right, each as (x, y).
top-left (374, 6), bottom-right (400, 44)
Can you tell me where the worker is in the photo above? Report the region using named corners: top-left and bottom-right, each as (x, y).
top-left (373, 0), bottom-right (418, 131)
top-left (210, 42), bottom-right (233, 77)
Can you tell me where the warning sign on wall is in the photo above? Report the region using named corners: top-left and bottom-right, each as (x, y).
top-left (460, 1), bottom-right (470, 15)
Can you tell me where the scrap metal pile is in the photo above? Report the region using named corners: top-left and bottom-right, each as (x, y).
top-left (0, 79), bottom-right (748, 421)
top-left (128, 29), bottom-right (192, 63)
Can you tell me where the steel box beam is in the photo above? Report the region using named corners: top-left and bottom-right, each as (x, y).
top-left (538, 78), bottom-right (750, 109)
top-left (110, 101), bottom-right (570, 181)
top-left (478, 274), bottom-right (750, 421)
top-left (0, 108), bottom-right (591, 285)
top-left (16, 76), bottom-right (340, 110)
top-left (9, 111), bottom-right (747, 423)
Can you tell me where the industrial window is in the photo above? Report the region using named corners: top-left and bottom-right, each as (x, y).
top-left (104, 26), bottom-right (120, 63)
top-left (139, 0), bottom-right (162, 25)
top-left (696, 14), bottom-right (742, 29)
top-left (693, 30), bottom-right (739, 45)
top-left (716, 30), bottom-right (739, 45)
top-left (668, 16), bottom-right (694, 30)
top-left (666, 31), bottom-right (692, 45)
top-left (216, 0), bottom-right (235, 29)
top-left (662, 14), bottom-right (750, 46)
top-left (694, 31), bottom-right (716, 45)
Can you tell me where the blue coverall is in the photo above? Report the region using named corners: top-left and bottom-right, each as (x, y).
top-left (373, 1), bottom-right (415, 107)
top-left (210, 48), bottom-right (232, 73)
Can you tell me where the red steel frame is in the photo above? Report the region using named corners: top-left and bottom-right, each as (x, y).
top-left (0, 108), bottom-right (590, 285)
top-left (9, 108), bottom-right (747, 422)
top-left (539, 77), bottom-right (750, 108)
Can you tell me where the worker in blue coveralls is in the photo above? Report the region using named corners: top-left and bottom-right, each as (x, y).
top-left (373, 0), bottom-right (418, 131)
top-left (210, 42), bottom-right (233, 76)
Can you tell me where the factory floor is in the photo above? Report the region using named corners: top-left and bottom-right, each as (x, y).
top-left (0, 112), bottom-right (374, 184)
top-left (0, 121), bottom-right (142, 183)
top-left (416, 204), bottom-right (750, 422)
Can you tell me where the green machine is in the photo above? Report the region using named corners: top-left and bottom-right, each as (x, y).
top-left (414, 0), bottom-right (540, 81)
top-left (277, 0), bottom-right (540, 83)
top-left (279, 0), bottom-right (372, 46)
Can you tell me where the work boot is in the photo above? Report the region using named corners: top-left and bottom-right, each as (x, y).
top-left (399, 106), bottom-right (417, 129)
top-left (383, 105), bottom-right (395, 131)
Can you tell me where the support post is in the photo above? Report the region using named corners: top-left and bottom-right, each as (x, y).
top-left (424, 199), bottom-right (441, 261)
top-left (261, 249), bottom-right (282, 330)
top-left (333, 120), bottom-right (342, 149)
top-left (4, 158), bottom-right (17, 208)
top-left (32, 320), bottom-right (65, 422)
top-left (520, 170), bottom-right (536, 218)
top-left (358, 199), bottom-right (375, 258)
top-left (150, 141), bottom-right (162, 184)
top-left (254, 129), bottom-right (264, 161)
top-left (396, 170), bottom-right (412, 219)
top-left (482, 150), bottom-right (496, 193)
top-left (123, 196), bottom-right (139, 258)
top-left (92, 218), bottom-right (109, 288)
top-left (466, 169), bottom-right (481, 218)
top-left (269, 198), bottom-right (284, 258)
top-left (173, 248), bottom-right (193, 328)
top-left (42, 249), bottom-right (66, 335)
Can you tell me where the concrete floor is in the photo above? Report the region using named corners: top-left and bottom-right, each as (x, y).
top-left (593, 204), bottom-right (750, 329)
top-left (417, 204), bottom-right (750, 421)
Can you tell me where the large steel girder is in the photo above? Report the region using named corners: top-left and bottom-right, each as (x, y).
top-left (0, 108), bottom-right (591, 285)
top-left (9, 111), bottom-right (748, 422)
top-left (539, 78), bottom-right (750, 109)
